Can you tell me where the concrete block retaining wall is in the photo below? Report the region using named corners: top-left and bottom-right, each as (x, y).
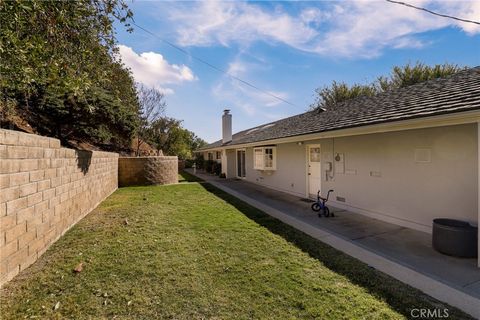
top-left (0, 129), bottom-right (118, 286)
top-left (118, 156), bottom-right (178, 187)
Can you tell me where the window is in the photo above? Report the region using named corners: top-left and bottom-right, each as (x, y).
top-left (207, 152), bottom-right (213, 160)
top-left (309, 147), bottom-right (320, 162)
top-left (264, 148), bottom-right (273, 168)
top-left (253, 147), bottom-right (276, 170)
top-left (216, 151), bottom-right (222, 160)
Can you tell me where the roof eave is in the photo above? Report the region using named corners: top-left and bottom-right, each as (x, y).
top-left (218, 109), bottom-right (480, 149)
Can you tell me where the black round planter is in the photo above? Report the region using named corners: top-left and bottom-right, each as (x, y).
top-left (432, 219), bottom-right (478, 258)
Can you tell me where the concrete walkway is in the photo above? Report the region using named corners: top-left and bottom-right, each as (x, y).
top-left (187, 169), bottom-right (480, 318)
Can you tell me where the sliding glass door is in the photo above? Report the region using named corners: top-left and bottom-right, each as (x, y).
top-left (236, 149), bottom-right (246, 178)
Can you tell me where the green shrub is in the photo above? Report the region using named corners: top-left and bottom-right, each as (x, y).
top-left (213, 162), bottom-right (222, 176)
top-left (205, 160), bottom-right (216, 173)
top-left (185, 159), bottom-right (195, 168)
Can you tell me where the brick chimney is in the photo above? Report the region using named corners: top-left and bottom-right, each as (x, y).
top-left (222, 109), bottom-right (232, 144)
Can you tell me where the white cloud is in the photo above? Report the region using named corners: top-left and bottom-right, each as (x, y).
top-left (437, 0), bottom-right (480, 35)
top-left (227, 60), bottom-right (248, 77)
top-left (212, 57), bottom-right (290, 118)
top-left (212, 84), bottom-right (256, 117)
top-left (165, 0), bottom-right (480, 58)
top-left (311, 0), bottom-right (452, 57)
top-left (169, 1), bottom-right (318, 48)
top-left (300, 7), bottom-right (329, 26)
top-left (118, 45), bottom-right (196, 93)
top-left (236, 82), bottom-right (289, 108)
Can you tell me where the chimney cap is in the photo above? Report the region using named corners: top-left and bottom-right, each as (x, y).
top-left (223, 109), bottom-right (230, 114)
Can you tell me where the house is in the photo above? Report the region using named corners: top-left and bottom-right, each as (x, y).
top-left (198, 67), bottom-right (480, 263)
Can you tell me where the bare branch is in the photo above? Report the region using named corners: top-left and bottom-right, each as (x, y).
top-left (136, 84), bottom-right (167, 155)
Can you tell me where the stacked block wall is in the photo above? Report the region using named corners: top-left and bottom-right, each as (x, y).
top-left (118, 156), bottom-right (178, 187)
top-left (0, 129), bottom-right (118, 286)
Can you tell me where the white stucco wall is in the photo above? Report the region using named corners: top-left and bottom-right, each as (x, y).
top-left (319, 123), bottom-right (478, 232)
top-left (231, 123), bottom-right (478, 233)
top-left (243, 142), bottom-right (307, 197)
top-left (477, 122), bottom-right (480, 265)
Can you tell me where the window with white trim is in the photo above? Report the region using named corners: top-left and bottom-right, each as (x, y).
top-left (207, 152), bottom-right (213, 160)
top-left (253, 147), bottom-right (276, 170)
top-left (216, 151), bottom-right (222, 160)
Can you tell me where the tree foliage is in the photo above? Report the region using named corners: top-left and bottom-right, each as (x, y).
top-left (133, 87), bottom-right (207, 158)
top-left (0, 0), bottom-right (132, 96)
top-left (0, 0), bottom-right (140, 149)
top-left (311, 81), bottom-right (377, 111)
top-left (309, 62), bottom-right (466, 111)
top-left (146, 117), bottom-right (207, 159)
top-left (376, 63), bottom-right (466, 91)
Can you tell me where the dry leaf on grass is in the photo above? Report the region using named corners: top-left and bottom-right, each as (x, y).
top-left (73, 262), bottom-right (84, 273)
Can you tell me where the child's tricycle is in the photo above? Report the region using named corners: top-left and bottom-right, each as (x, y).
top-left (311, 189), bottom-right (334, 217)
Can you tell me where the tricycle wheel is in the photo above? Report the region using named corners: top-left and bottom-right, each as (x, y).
top-left (323, 207), bottom-right (330, 217)
top-left (311, 203), bottom-right (321, 212)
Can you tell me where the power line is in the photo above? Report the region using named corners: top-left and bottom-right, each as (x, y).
top-left (385, 0), bottom-right (480, 25)
top-left (130, 21), bottom-right (299, 108)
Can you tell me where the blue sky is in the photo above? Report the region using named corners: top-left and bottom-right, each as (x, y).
top-left (114, 1), bottom-right (480, 143)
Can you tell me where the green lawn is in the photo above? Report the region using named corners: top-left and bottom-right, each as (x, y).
top-left (0, 172), bottom-right (472, 319)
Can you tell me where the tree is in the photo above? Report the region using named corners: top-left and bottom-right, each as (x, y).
top-left (163, 127), bottom-right (208, 159)
top-left (0, 0), bottom-right (133, 98)
top-left (19, 61), bottom-right (140, 147)
top-left (0, 0), bottom-right (140, 150)
top-left (136, 85), bottom-right (166, 155)
top-left (376, 62), bottom-right (465, 91)
top-left (146, 117), bottom-right (207, 159)
top-left (309, 62), bottom-right (466, 111)
top-left (190, 133), bottom-right (208, 152)
top-left (163, 126), bottom-right (193, 159)
top-left (147, 117), bottom-right (181, 155)
top-left (310, 81), bottom-right (377, 111)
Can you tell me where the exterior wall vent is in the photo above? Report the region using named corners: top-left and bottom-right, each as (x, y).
top-left (415, 148), bottom-right (431, 163)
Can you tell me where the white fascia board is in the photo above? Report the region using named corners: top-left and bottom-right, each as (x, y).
top-left (195, 147), bottom-right (226, 153)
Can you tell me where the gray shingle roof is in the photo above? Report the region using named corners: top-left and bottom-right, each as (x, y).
top-left (199, 67), bottom-right (480, 151)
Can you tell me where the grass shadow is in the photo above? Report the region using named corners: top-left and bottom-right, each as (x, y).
top-left (198, 182), bottom-right (473, 320)
top-left (178, 170), bottom-right (204, 183)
